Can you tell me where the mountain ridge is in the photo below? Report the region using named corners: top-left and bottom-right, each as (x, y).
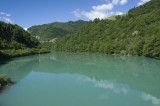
top-left (27, 20), bottom-right (87, 41)
top-left (54, 0), bottom-right (160, 59)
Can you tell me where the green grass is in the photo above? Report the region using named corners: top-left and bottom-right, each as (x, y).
top-left (105, 13), bottom-right (128, 20)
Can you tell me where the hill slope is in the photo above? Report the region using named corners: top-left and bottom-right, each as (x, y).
top-left (54, 0), bottom-right (160, 59)
top-left (0, 21), bottom-right (49, 58)
top-left (0, 21), bottom-right (39, 49)
top-left (27, 20), bottom-right (87, 41)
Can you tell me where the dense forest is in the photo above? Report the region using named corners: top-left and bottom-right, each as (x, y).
top-left (0, 21), bottom-right (49, 58)
top-left (54, 0), bottom-right (160, 59)
top-left (27, 20), bottom-right (87, 41)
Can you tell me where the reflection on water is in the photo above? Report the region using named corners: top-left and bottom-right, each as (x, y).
top-left (79, 77), bottom-right (160, 105)
top-left (0, 51), bottom-right (160, 106)
top-left (141, 92), bottom-right (160, 105)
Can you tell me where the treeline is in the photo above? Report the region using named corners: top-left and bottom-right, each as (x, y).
top-left (54, 0), bottom-right (160, 59)
top-left (0, 21), bottom-right (49, 59)
top-left (27, 20), bottom-right (87, 41)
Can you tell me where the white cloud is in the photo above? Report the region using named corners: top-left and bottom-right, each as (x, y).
top-left (72, 4), bottom-right (115, 20)
top-left (92, 3), bottom-right (113, 11)
top-left (81, 11), bottom-right (108, 20)
top-left (3, 17), bottom-right (13, 24)
top-left (72, 9), bottom-right (81, 18)
top-left (0, 12), bottom-right (5, 15)
top-left (0, 11), bottom-right (11, 17)
top-left (120, 0), bottom-right (128, 5)
top-left (24, 28), bottom-right (28, 31)
top-left (6, 14), bottom-right (11, 17)
top-left (80, 3), bottom-right (116, 20)
top-left (112, 0), bottom-right (120, 5)
top-left (24, 26), bottom-right (31, 31)
top-left (115, 12), bottom-right (123, 15)
top-left (72, 0), bottom-right (127, 20)
top-left (0, 11), bottom-right (13, 23)
top-left (138, 0), bottom-right (151, 6)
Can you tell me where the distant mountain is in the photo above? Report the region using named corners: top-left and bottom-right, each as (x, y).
top-left (27, 20), bottom-right (87, 41)
top-left (54, 0), bottom-right (160, 59)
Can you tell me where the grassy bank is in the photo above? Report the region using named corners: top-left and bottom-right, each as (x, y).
top-left (0, 48), bottom-right (50, 59)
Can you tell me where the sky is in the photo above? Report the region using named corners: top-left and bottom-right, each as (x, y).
top-left (0, 0), bottom-right (151, 28)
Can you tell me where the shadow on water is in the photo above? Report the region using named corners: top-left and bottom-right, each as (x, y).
top-left (0, 51), bottom-right (160, 99)
top-left (0, 58), bottom-right (12, 67)
top-left (0, 81), bottom-right (16, 94)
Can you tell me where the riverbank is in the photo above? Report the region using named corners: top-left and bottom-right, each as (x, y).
top-left (0, 48), bottom-right (50, 59)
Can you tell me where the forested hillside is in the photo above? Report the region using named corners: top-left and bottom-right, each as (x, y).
top-left (0, 21), bottom-right (49, 58)
top-left (27, 20), bottom-right (87, 41)
top-left (54, 0), bottom-right (160, 59)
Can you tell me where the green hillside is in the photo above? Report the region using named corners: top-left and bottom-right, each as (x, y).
top-left (0, 21), bottom-right (49, 58)
top-left (27, 20), bottom-right (87, 41)
top-left (54, 0), bottom-right (160, 59)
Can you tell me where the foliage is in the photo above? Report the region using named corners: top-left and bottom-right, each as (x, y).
top-left (0, 48), bottom-right (50, 59)
top-left (54, 0), bottom-right (160, 59)
top-left (27, 20), bottom-right (87, 41)
top-left (0, 74), bottom-right (11, 89)
top-left (0, 21), bottom-right (50, 59)
top-left (38, 42), bottom-right (54, 49)
top-left (0, 21), bottom-right (39, 49)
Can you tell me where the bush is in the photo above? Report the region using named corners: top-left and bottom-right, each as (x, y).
top-left (0, 74), bottom-right (11, 89)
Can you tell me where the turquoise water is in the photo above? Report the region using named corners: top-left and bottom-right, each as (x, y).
top-left (0, 51), bottom-right (160, 106)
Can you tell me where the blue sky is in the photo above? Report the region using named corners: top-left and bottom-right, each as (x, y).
top-left (0, 0), bottom-right (151, 28)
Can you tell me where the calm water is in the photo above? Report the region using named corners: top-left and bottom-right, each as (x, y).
top-left (0, 51), bottom-right (160, 106)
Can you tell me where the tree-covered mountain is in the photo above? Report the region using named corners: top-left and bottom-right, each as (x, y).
top-left (27, 20), bottom-right (87, 41)
top-left (54, 0), bottom-right (160, 59)
top-left (0, 21), bottom-right (49, 58)
top-left (0, 21), bottom-right (39, 49)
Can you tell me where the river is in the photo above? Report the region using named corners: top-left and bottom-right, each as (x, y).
top-left (0, 51), bottom-right (160, 106)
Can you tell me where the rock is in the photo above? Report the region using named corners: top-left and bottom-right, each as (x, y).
top-left (0, 74), bottom-right (12, 89)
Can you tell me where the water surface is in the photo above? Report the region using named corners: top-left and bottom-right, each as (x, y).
top-left (0, 51), bottom-right (160, 106)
